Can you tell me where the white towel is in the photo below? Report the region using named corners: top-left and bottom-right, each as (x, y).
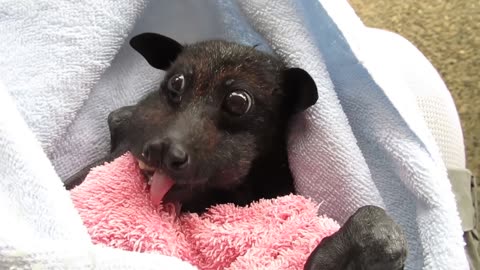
top-left (0, 0), bottom-right (468, 269)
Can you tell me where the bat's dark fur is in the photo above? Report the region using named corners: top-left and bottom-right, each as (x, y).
top-left (65, 33), bottom-right (407, 270)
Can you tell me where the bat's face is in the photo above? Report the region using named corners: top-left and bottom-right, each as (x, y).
top-left (111, 34), bottom-right (318, 207)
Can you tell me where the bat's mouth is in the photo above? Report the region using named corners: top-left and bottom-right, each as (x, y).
top-left (136, 158), bottom-right (208, 215)
top-left (137, 159), bottom-right (175, 206)
top-left (137, 159), bottom-right (156, 183)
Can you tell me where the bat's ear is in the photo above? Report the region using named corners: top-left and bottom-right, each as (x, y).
top-left (64, 106), bottom-right (135, 190)
top-left (282, 68), bottom-right (318, 114)
top-left (130, 33), bottom-right (183, 70)
top-left (107, 106), bottom-right (135, 153)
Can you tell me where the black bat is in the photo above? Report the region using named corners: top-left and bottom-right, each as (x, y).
top-left (65, 33), bottom-right (407, 270)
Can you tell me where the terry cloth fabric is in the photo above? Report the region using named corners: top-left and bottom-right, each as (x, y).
top-left (70, 153), bottom-right (340, 270)
top-left (0, 0), bottom-right (469, 269)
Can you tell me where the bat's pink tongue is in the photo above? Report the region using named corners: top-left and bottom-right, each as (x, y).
top-left (149, 170), bottom-right (175, 206)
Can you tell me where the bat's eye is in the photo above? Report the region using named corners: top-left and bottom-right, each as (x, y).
top-left (166, 74), bottom-right (185, 103)
top-left (223, 90), bottom-right (252, 116)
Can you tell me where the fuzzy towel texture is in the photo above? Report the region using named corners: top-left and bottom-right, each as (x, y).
top-left (70, 153), bottom-right (340, 270)
top-left (0, 0), bottom-right (469, 269)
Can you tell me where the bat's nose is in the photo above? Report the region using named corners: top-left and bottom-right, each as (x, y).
top-left (142, 137), bottom-right (190, 174)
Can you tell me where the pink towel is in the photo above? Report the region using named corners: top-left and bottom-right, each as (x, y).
top-left (70, 153), bottom-right (340, 270)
